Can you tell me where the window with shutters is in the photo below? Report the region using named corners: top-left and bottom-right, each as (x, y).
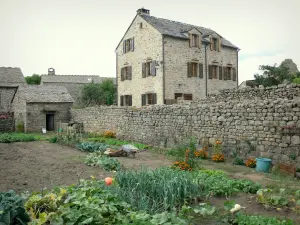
top-left (141, 93), bottom-right (157, 105)
top-left (226, 67), bottom-right (232, 80)
top-left (212, 38), bottom-right (218, 51)
top-left (190, 34), bottom-right (199, 47)
top-left (121, 66), bottom-right (132, 81)
top-left (120, 95), bottom-right (132, 106)
top-left (142, 61), bottom-right (156, 77)
top-left (123, 38), bottom-right (134, 53)
top-left (187, 62), bottom-right (198, 77)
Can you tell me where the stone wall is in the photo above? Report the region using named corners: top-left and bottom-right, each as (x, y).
top-left (26, 102), bottom-right (73, 132)
top-left (0, 112), bottom-right (14, 132)
top-left (71, 84), bottom-right (300, 167)
top-left (0, 87), bottom-right (17, 112)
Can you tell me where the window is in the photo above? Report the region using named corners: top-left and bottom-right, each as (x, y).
top-left (208, 65), bottom-right (218, 79)
top-left (123, 38), bottom-right (134, 53)
top-left (139, 22), bottom-right (143, 29)
top-left (210, 37), bottom-right (220, 51)
top-left (219, 66), bottom-right (223, 80)
top-left (226, 67), bottom-right (231, 80)
top-left (120, 95), bottom-right (132, 106)
top-left (174, 93), bottom-right (193, 100)
top-left (187, 62), bottom-right (198, 77)
top-left (121, 66), bottom-right (132, 81)
top-left (142, 61), bottom-right (156, 77)
top-left (189, 34), bottom-right (199, 47)
top-left (141, 93), bottom-right (157, 106)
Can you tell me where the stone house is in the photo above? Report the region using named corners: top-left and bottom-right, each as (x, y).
top-left (0, 67), bottom-right (25, 112)
top-left (116, 8), bottom-right (240, 107)
top-left (41, 68), bottom-right (116, 106)
top-left (12, 85), bottom-right (73, 132)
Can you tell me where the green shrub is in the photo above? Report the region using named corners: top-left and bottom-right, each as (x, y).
top-left (233, 157), bottom-right (244, 165)
top-left (0, 133), bottom-right (38, 143)
top-left (0, 190), bottom-right (30, 225)
top-left (16, 121), bottom-right (24, 133)
top-left (49, 136), bottom-right (57, 143)
top-left (234, 213), bottom-right (294, 225)
top-left (76, 142), bottom-right (108, 152)
top-left (85, 154), bottom-right (121, 171)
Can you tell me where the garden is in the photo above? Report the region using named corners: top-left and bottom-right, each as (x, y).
top-left (0, 131), bottom-right (300, 224)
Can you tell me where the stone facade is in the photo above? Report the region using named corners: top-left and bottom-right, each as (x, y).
top-left (72, 84), bottom-right (300, 166)
top-left (26, 103), bottom-right (73, 132)
top-left (116, 9), bottom-right (238, 107)
top-left (0, 87), bottom-right (17, 112)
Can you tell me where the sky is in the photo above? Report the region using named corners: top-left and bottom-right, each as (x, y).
top-left (1, 0), bottom-right (299, 84)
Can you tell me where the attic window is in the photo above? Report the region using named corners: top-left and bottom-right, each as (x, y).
top-left (189, 34), bottom-right (199, 47)
top-left (123, 38), bottom-right (134, 53)
top-left (139, 22), bottom-right (143, 29)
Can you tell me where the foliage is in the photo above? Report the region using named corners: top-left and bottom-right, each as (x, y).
top-left (76, 142), bottom-right (108, 153)
top-left (25, 74), bottom-right (41, 85)
top-left (254, 64), bottom-right (293, 87)
top-left (48, 136), bottom-right (57, 143)
top-left (172, 161), bottom-right (192, 171)
top-left (115, 167), bottom-right (201, 213)
top-left (85, 154), bottom-right (121, 171)
top-left (56, 131), bottom-right (82, 146)
top-left (245, 158), bottom-right (256, 168)
top-left (212, 140), bottom-right (224, 162)
top-left (233, 157), bottom-right (244, 165)
top-left (257, 188), bottom-right (289, 208)
top-left (234, 213), bottom-right (294, 225)
top-left (0, 133), bottom-right (38, 143)
top-left (103, 130), bottom-right (116, 138)
top-left (194, 148), bottom-right (208, 159)
top-left (0, 190), bottom-right (30, 225)
top-left (86, 137), bottom-right (149, 149)
top-left (193, 203), bottom-right (216, 218)
top-left (292, 77), bottom-right (300, 84)
top-left (16, 121), bottom-right (24, 133)
top-left (80, 78), bottom-right (116, 106)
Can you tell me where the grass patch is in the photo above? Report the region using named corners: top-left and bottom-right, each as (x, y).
top-left (0, 133), bottom-right (41, 143)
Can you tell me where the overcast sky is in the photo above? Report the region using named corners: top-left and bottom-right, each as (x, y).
top-left (1, 0), bottom-right (299, 83)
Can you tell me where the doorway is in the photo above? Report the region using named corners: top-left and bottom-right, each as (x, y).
top-left (46, 113), bottom-right (54, 131)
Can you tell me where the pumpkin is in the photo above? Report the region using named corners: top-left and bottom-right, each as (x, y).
top-left (104, 177), bottom-right (113, 186)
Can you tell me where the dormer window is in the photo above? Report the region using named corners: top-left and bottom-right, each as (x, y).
top-left (189, 34), bottom-right (200, 48)
top-left (211, 37), bottom-right (220, 51)
top-left (123, 38), bottom-right (134, 53)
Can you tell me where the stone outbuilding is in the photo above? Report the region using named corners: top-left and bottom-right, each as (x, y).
top-left (12, 85), bottom-right (74, 132)
top-left (0, 67), bottom-right (25, 112)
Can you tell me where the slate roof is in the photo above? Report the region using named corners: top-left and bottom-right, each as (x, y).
top-left (140, 15), bottom-right (238, 49)
top-left (0, 67), bottom-right (25, 86)
top-left (41, 75), bottom-right (116, 84)
top-left (17, 85), bottom-right (74, 103)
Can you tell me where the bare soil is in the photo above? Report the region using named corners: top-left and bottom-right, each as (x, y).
top-left (0, 141), bottom-right (171, 193)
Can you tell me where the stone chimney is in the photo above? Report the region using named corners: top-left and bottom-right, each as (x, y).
top-left (137, 8), bottom-right (150, 16)
top-left (48, 68), bottom-right (55, 75)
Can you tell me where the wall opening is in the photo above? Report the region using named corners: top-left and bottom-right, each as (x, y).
top-left (46, 113), bottom-right (54, 131)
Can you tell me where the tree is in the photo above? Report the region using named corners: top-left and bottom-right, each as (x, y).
top-left (25, 74), bottom-right (41, 85)
top-left (254, 64), bottom-right (292, 87)
top-left (80, 78), bottom-right (116, 106)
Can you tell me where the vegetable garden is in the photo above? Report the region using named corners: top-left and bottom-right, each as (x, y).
top-left (0, 131), bottom-right (300, 224)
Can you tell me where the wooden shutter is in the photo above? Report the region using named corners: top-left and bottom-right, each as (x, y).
top-left (129, 95), bottom-right (132, 106)
top-left (218, 38), bottom-right (221, 52)
top-left (123, 40), bottom-right (126, 53)
top-left (223, 67), bottom-right (227, 80)
top-left (199, 63), bottom-right (203, 78)
top-left (219, 66), bottom-right (223, 80)
top-left (121, 68), bottom-right (124, 81)
top-left (153, 93), bottom-right (157, 104)
top-left (128, 66), bottom-right (132, 80)
top-left (131, 38), bottom-right (134, 52)
top-left (142, 94), bottom-right (146, 106)
top-left (232, 67), bottom-right (236, 81)
top-left (187, 62), bottom-right (191, 77)
top-left (120, 96), bottom-right (124, 106)
top-left (210, 37), bottom-right (213, 51)
top-left (151, 61), bottom-right (156, 76)
top-left (208, 65), bottom-right (212, 79)
top-left (142, 63), bottom-right (146, 78)
top-left (198, 35), bottom-right (202, 49)
top-left (189, 33), bottom-right (192, 47)
top-left (228, 68), bottom-right (231, 80)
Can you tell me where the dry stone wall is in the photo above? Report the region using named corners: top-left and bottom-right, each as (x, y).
top-left (71, 84), bottom-right (300, 167)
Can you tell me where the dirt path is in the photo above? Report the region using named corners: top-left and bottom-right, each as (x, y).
top-left (0, 141), bottom-right (171, 193)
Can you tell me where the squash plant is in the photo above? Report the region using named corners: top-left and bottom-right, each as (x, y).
top-left (0, 190), bottom-right (30, 225)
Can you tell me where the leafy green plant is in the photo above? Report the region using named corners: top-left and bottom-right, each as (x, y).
top-left (193, 203), bottom-right (216, 218)
top-left (56, 131), bottom-right (82, 146)
top-left (16, 121), bottom-right (24, 133)
top-left (76, 142), bottom-right (108, 153)
top-left (85, 154), bottom-right (121, 171)
top-left (0, 133), bottom-right (38, 143)
top-left (234, 213), bottom-right (294, 225)
top-left (0, 190), bottom-right (30, 225)
top-left (86, 137), bottom-right (149, 149)
top-left (48, 136), bottom-right (57, 143)
top-left (257, 188), bottom-right (289, 208)
top-left (233, 157), bottom-right (244, 165)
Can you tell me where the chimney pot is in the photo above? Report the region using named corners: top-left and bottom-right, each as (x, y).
top-left (137, 8), bottom-right (150, 15)
top-left (48, 68), bottom-right (55, 75)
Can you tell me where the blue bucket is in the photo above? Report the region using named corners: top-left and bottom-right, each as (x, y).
top-left (256, 158), bottom-right (272, 173)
